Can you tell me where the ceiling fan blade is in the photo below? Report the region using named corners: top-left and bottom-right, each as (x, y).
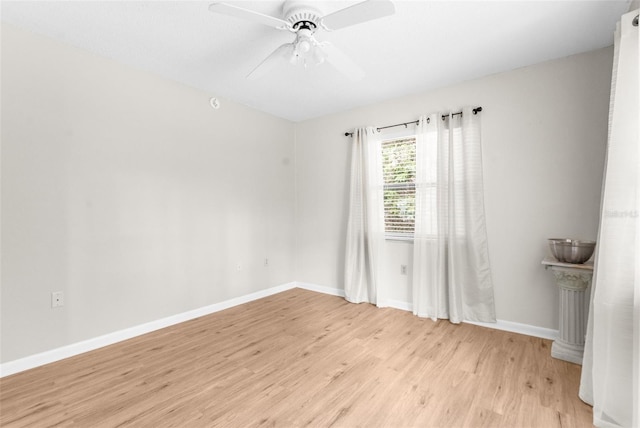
top-left (208, 2), bottom-right (290, 29)
top-left (322, 0), bottom-right (395, 31)
top-left (322, 43), bottom-right (365, 81)
top-left (247, 43), bottom-right (294, 80)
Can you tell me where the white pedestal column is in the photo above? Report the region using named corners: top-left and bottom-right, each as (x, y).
top-left (542, 258), bottom-right (593, 365)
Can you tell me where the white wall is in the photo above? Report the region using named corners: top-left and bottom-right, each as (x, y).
top-left (295, 47), bottom-right (613, 330)
top-left (1, 25), bottom-right (296, 363)
top-left (0, 21), bottom-right (614, 365)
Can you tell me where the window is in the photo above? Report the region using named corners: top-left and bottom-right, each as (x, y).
top-left (382, 136), bottom-right (416, 239)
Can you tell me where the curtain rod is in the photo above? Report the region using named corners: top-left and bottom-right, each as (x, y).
top-left (344, 106), bottom-right (483, 137)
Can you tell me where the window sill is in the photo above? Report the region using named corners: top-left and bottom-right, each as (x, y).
top-left (385, 234), bottom-right (414, 242)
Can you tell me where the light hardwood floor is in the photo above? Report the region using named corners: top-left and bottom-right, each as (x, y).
top-left (0, 288), bottom-right (593, 427)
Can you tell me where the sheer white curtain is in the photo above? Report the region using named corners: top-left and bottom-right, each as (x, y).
top-left (579, 9), bottom-right (639, 428)
top-left (344, 127), bottom-right (386, 305)
top-left (412, 107), bottom-right (495, 323)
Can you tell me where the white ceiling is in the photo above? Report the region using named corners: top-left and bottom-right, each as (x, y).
top-left (0, 1), bottom-right (630, 122)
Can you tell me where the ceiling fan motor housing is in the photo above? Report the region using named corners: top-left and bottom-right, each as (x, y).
top-left (282, 0), bottom-right (322, 32)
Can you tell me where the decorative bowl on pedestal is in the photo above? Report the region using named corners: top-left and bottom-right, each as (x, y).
top-left (548, 238), bottom-right (596, 264)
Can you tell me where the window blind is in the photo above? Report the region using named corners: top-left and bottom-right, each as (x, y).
top-left (381, 137), bottom-right (416, 236)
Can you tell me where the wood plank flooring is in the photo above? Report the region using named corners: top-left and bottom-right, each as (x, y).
top-left (0, 288), bottom-right (593, 427)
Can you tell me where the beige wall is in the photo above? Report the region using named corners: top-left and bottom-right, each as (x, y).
top-left (294, 47), bottom-right (613, 329)
top-left (1, 25), bottom-right (296, 363)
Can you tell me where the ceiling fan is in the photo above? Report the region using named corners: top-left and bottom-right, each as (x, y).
top-left (208, 0), bottom-right (395, 80)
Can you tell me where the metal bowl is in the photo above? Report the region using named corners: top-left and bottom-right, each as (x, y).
top-left (548, 238), bottom-right (596, 264)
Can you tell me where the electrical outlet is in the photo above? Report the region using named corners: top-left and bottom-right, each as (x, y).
top-left (400, 265), bottom-right (408, 275)
top-left (264, 258), bottom-right (269, 267)
top-left (236, 263), bottom-right (241, 271)
top-left (51, 291), bottom-right (64, 308)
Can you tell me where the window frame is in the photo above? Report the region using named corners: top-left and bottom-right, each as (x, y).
top-left (380, 129), bottom-right (417, 242)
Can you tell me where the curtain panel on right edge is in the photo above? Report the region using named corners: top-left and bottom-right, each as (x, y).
top-left (579, 9), bottom-right (639, 428)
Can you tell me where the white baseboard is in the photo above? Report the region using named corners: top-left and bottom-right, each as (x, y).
top-left (0, 281), bottom-right (558, 378)
top-left (296, 282), bottom-right (345, 297)
top-left (466, 319), bottom-right (558, 341)
top-left (386, 299), bottom-right (413, 312)
top-left (0, 282), bottom-right (298, 378)
top-left (297, 282), bottom-right (558, 341)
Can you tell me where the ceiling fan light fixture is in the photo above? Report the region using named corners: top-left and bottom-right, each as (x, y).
top-left (311, 45), bottom-right (328, 65)
top-left (297, 39), bottom-right (311, 53)
top-left (291, 28), bottom-right (315, 61)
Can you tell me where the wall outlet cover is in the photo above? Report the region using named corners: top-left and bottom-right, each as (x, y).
top-left (51, 291), bottom-right (64, 308)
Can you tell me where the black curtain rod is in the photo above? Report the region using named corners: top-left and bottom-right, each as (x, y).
top-left (344, 106), bottom-right (483, 137)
